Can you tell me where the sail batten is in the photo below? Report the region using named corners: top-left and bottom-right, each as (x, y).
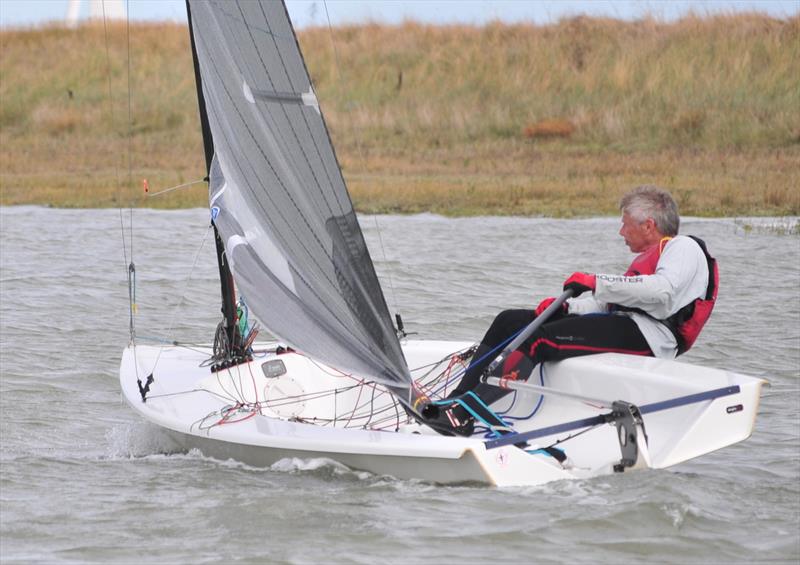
top-left (187, 0), bottom-right (412, 392)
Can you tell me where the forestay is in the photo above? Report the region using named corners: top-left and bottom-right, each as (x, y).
top-left (187, 1), bottom-right (412, 395)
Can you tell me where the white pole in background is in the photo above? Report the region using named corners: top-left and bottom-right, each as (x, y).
top-left (66, 0), bottom-right (126, 27)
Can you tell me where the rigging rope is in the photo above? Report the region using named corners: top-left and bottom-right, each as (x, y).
top-left (148, 224), bottom-right (214, 372)
top-left (323, 0), bottom-right (402, 319)
top-left (102, 6), bottom-right (127, 271)
top-left (103, 0), bottom-right (137, 343)
top-left (100, 4), bottom-right (138, 401)
top-left (125, 1), bottom-right (134, 269)
top-left (175, 346), bottom-right (476, 434)
top-left (145, 178), bottom-right (207, 198)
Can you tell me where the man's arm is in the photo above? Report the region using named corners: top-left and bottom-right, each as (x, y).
top-left (567, 294), bottom-right (608, 315)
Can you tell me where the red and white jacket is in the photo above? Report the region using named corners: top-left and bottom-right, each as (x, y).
top-left (568, 235), bottom-right (717, 358)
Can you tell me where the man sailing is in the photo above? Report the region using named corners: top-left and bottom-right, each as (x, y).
top-left (428, 185), bottom-right (718, 436)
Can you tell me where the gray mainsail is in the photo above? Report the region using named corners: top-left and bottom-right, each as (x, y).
top-left (186, 0), bottom-right (413, 393)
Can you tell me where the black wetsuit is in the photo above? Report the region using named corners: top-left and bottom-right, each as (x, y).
top-left (449, 309), bottom-right (652, 422)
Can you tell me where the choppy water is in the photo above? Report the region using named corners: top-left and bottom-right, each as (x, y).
top-left (1, 206), bottom-right (798, 564)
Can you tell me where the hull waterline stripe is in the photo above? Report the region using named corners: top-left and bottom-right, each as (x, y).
top-left (484, 384), bottom-right (741, 449)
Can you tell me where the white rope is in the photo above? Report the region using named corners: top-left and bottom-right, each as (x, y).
top-left (146, 178), bottom-right (207, 197)
top-left (322, 0), bottom-right (402, 317)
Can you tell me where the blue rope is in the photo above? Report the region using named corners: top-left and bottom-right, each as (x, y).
top-left (499, 363), bottom-right (546, 421)
top-left (463, 390), bottom-right (499, 415)
top-left (526, 446), bottom-right (566, 458)
top-left (433, 391), bottom-right (514, 438)
top-left (428, 319), bottom-right (553, 439)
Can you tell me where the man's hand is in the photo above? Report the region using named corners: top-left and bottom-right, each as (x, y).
top-left (563, 272), bottom-right (596, 297)
top-left (535, 297), bottom-right (567, 317)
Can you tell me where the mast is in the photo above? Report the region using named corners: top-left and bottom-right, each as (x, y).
top-left (186, 0), bottom-right (244, 367)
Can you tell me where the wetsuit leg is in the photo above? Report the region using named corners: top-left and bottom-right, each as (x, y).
top-left (453, 314), bottom-right (653, 422)
top-left (519, 313), bottom-right (652, 365)
top-left (451, 309), bottom-right (535, 396)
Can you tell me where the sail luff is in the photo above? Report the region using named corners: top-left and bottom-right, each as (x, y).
top-left (186, 0), bottom-right (241, 360)
top-left (186, 0), bottom-right (414, 394)
top-left (186, 0), bottom-right (214, 172)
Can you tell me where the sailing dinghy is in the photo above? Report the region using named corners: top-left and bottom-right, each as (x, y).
top-left (119, 0), bottom-right (765, 487)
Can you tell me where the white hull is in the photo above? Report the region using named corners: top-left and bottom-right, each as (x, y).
top-left (119, 341), bottom-right (764, 486)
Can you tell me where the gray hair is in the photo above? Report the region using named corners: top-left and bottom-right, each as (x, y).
top-left (619, 185), bottom-right (680, 236)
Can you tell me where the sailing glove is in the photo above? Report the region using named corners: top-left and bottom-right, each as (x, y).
top-left (535, 297), bottom-right (568, 317)
top-left (563, 272), bottom-right (596, 297)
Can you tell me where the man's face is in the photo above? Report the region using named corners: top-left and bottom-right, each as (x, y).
top-left (619, 212), bottom-right (657, 253)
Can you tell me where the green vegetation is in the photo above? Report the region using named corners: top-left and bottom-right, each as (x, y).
top-left (1, 15), bottom-right (798, 216)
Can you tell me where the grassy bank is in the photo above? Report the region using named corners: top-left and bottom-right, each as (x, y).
top-left (1, 15), bottom-right (798, 216)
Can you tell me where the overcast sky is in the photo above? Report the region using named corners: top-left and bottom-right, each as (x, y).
top-left (1, 0), bottom-right (798, 29)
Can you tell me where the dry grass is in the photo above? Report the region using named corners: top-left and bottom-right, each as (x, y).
top-left (345, 147), bottom-right (800, 217)
top-left (1, 15), bottom-right (798, 216)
